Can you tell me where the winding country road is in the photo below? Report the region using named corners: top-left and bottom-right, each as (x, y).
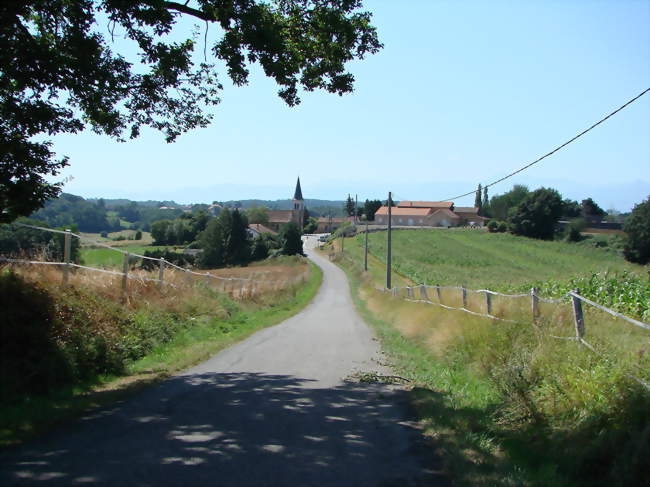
top-left (0, 236), bottom-right (445, 486)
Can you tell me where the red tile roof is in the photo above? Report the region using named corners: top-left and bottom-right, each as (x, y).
top-left (375, 206), bottom-right (433, 216)
top-left (248, 223), bottom-right (277, 235)
top-left (267, 210), bottom-right (293, 223)
top-left (431, 208), bottom-right (460, 219)
top-left (454, 207), bottom-right (479, 214)
top-left (397, 201), bottom-right (454, 209)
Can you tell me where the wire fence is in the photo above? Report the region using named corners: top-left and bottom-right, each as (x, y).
top-left (1, 223), bottom-right (300, 299)
top-left (383, 283), bottom-right (650, 390)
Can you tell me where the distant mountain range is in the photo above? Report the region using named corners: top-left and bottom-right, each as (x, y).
top-left (87, 197), bottom-right (348, 217)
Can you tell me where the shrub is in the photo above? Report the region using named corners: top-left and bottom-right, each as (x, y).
top-left (509, 187), bottom-right (564, 240)
top-left (134, 230), bottom-right (142, 240)
top-left (280, 222), bottom-right (303, 256)
top-left (623, 197), bottom-right (650, 264)
top-left (251, 235), bottom-right (269, 260)
top-left (497, 221), bottom-right (508, 233)
top-left (487, 220), bottom-right (498, 233)
top-left (565, 218), bottom-right (586, 242)
top-left (0, 271), bottom-right (70, 400)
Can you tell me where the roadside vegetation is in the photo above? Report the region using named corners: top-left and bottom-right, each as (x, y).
top-left (0, 256), bottom-right (322, 448)
top-left (326, 230), bottom-right (649, 486)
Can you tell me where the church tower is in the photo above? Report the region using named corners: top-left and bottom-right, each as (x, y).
top-left (292, 177), bottom-right (305, 229)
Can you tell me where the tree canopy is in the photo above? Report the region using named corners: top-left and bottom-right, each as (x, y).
top-left (363, 199), bottom-right (381, 221)
top-left (280, 221), bottom-right (303, 256)
top-left (508, 187), bottom-right (564, 240)
top-left (623, 196), bottom-right (650, 265)
top-left (485, 184), bottom-right (529, 220)
top-left (344, 194), bottom-right (355, 217)
top-left (0, 1), bottom-right (382, 222)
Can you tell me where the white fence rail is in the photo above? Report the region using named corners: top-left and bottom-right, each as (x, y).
top-left (2, 223), bottom-right (281, 295)
top-left (383, 283), bottom-right (649, 389)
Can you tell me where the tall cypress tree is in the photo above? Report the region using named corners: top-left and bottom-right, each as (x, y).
top-left (482, 186), bottom-right (489, 216)
top-left (475, 183), bottom-right (483, 210)
top-left (227, 209), bottom-right (251, 265)
top-left (198, 214), bottom-right (225, 268)
top-left (345, 194), bottom-right (355, 217)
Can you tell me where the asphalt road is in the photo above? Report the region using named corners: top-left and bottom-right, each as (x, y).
top-left (0, 236), bottom-right (445, 486)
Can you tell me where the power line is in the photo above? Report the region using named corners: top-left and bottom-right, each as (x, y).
top-left (441, 87), bottom-right (650, 202)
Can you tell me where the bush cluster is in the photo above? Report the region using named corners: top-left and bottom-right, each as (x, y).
top-left (486, 220), bottom-right (507, 233)
top-left (0, 271), bottom-right (193, 402)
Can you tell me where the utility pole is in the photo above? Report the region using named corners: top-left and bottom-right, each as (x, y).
top-left (364, 220), bottom-right (368, 271)
top-left (386, 191), bottom-right (392, 289)
top-left (355, 194), bottom-right (358, 224)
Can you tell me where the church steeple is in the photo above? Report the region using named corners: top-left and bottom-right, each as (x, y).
top-left (293, 177), bottom-right (303, 201)
top-left (292, 177), bottom-right (305, 229)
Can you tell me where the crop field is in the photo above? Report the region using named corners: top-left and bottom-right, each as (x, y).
top-left (354, 228), bottom-right (640, 290)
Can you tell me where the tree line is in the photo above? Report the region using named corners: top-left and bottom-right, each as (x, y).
top-left (476, 185), bottom-right (648, 265)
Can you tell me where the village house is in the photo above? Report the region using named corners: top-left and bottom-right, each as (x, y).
top-left (374, 201), bottom-right (487, 227)
top-left (247, 223), bottom-right (277, 238)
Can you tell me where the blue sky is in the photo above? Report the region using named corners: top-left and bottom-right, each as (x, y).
top-left (51, 0), bottom-right (649, 210)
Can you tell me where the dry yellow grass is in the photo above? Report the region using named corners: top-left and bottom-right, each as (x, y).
top-left (2, 255), bottom-right (311, 310)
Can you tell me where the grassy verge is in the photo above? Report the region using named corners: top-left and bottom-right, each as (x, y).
top-left (327, 241), bottom-right (649, 487)
top-left (0, 260), bottom-right (322, 448)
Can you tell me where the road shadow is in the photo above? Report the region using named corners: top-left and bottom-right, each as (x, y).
top-left (0, 372), bottom-right (447, 486)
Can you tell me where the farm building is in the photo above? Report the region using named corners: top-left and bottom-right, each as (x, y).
top-left (374, 201), bottom-right (487, 227)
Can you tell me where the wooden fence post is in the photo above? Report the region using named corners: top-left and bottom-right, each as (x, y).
top-left (407, 286), bottom-right (413, 299)
top-left (121, 253), bottom-right (129, 292)
top-left (571, 289), bottom-right (585, 339)
top-left (436, 285), bottom-right (442, 303)
top-left (461, 286), bottom-right (467, 309)
top-left (485, 291), bottom-right (492, 315)
top-left (531, 287), bottom-right (539, 323)
top-left (158, 258), bottom-right (165, 289)
top-left (63, 229), bottom-right (71, 285)
top-left (364, 222), bottom-right (368, 272)
top-left (391, 287), bottom-right (398, 297)
top-left (420, 285), bottom-right (428, 300)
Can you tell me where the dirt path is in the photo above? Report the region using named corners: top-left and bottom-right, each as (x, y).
top-left (0, 236), bottom-right (445, 486)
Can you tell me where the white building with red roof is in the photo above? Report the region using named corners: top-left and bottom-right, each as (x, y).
top-left (374, 201), bottom-right (487, 227)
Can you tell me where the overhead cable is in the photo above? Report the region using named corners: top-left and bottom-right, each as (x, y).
top-left (441, 87), bottom-right (650, 202)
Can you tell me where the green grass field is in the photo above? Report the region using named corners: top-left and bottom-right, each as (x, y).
top-left (81, 245), bottom-right (168, 268)
top-left (78, 230), bottom-right (153, 246)
top-left (355, 229), bottom-right (641, 291)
